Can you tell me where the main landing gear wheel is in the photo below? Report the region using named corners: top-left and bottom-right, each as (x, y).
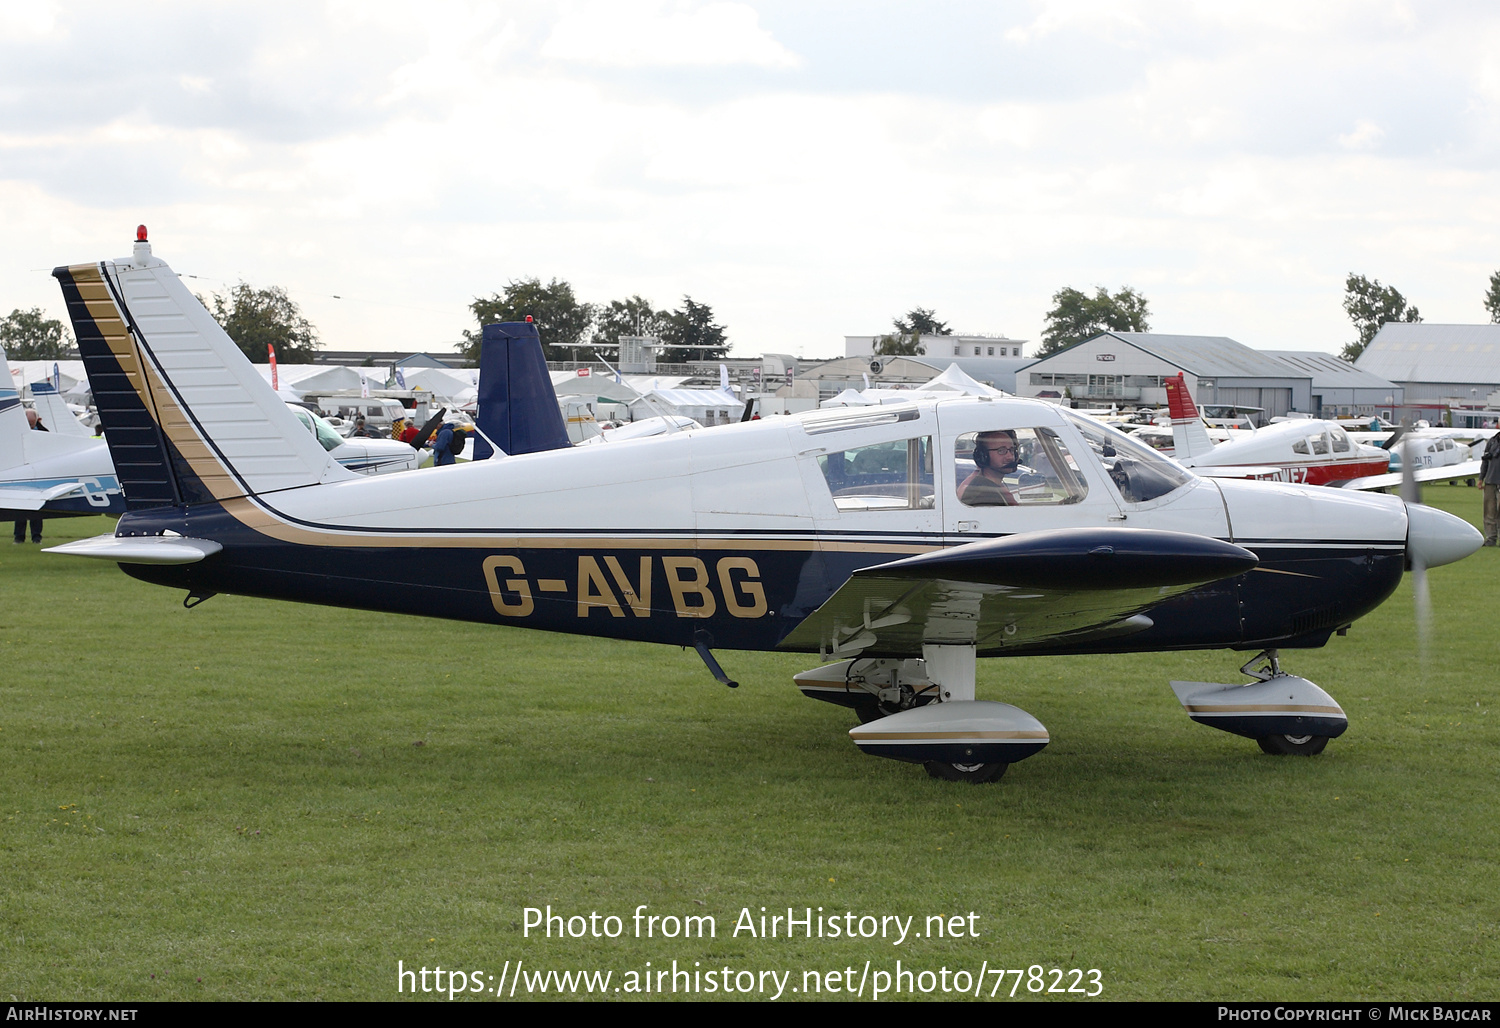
top-left (852, 696), bottom-right (911, 724)
top-left (1256, 733), bottom-right (1329, 756)
top-left (923, 761), bottom-right (1009, 784)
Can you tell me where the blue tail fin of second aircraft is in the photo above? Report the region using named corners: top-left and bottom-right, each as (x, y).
top-left (472, 321), bottom-right (570, 460)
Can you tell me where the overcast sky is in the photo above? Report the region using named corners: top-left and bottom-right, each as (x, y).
top-left (2, 0), bottom-right (1498, 359)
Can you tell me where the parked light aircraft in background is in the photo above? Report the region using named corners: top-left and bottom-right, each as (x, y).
top-left (285, 403), bottom-right (419, 476)
top-left (43, 233), bottom-right (1483, 783)
top-left (1163, 374), bottom-right (1396, 486)
top-left (0, 346), bottom-right (124, 520)
top-left (26, 379), bottom-right (94, 438)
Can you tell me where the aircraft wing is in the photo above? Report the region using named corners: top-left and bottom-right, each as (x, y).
top-left (0, 481), bottom-right (89, 510)
top-left (1339, 460), bottom-right (1482, 492)
top-left (1188, 465), bottom-right (1285, 481)
top-left (778, 528), bottom-right (1258, 658)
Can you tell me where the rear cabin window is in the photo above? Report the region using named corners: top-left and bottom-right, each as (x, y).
top-left (954, 428), bottom-right (1088, 507)
top-left (818, 436), bottom-right (935, 510)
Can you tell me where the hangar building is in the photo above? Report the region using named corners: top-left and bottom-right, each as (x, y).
top-left (1261, 351), bottom-right (1403, 419)
top-left (1354, 323), bottom-right (1500, 410)
top-left (1016, 332), bottom-right (1310, 422)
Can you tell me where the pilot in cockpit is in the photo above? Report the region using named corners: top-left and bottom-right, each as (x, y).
top-left (957, 429), bottom-right (1020, 505)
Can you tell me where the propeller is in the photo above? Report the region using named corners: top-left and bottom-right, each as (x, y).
top-left (1400, 434), bottom-right (1431, 668)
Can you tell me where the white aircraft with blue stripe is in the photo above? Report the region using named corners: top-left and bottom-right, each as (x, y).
top-left (0, 347), bottom-right (123, 519)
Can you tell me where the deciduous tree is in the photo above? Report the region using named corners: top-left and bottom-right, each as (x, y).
top-left (464, 278), bottom-right (595, 362)
top-left (1341, 274), bottom-right (1420, 361)
top-left (0, 307), bottom-right (72, 360)
top-left (658, 296), bottom-right (728, 364)
top-left (873, 307), bottom-right (953, 356)
top-left (1484, 270), bottom-right (1500, 324)
top-left (1038, 286), bottom-right (1150, 357)
top-left (202, 283), bottom-right (319, 364)
top-left (592, 295), bottom-right (670, 349)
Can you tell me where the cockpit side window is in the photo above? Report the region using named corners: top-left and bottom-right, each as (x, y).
top-left (818, 436), bottom-right (935, 510)
top-left (954, 428), bottom-right (1088, 507)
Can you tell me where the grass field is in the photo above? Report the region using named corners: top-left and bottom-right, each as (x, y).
top-left (2, 488), bottom-right (1497, 1002)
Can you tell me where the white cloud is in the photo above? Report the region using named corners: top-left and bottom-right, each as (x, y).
top-left (5, 2), bottom-right (1500, 356)
top-left (541, 1), bottom-right (799, 68)
top-left (1337, 118), bottom-right (1386, 151)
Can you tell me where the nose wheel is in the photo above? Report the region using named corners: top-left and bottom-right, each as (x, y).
top-left (1256, 733), bottom-right (1329, 756)
top-left (923, 760), bottom-right (1009, 783)
top-left (1170, 650), bottom-right (1347, 756)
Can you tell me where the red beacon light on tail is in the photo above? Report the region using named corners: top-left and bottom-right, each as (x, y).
top-left (137, 224), bottom-right (148, 241)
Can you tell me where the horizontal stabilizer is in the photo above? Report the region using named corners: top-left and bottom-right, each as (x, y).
top-left (45, 533), bottom-right (223, 564)
top-left (0, 482), bottom-right (87, 509)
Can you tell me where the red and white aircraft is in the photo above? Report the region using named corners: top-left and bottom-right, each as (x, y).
top-left (1163, 374), bottom-right (1391, 486)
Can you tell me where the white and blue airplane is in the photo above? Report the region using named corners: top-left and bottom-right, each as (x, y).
top-left (0, 347), bottom-right (124, 521)
top-left (43, 231), bottom-right (1483, 782)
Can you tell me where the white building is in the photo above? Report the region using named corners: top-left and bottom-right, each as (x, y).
top-left (844, 333), bottom-right (1026, 359)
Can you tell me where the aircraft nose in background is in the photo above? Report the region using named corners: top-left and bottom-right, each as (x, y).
top-left (1405, 503), bottom-right (1483, 569)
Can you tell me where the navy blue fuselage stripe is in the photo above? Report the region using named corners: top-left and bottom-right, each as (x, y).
top-left (114, 499), bottom-right (1405, 656)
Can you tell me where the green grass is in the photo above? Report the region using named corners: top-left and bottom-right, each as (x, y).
top-left (1, 488), bottom-right (1497, 1001)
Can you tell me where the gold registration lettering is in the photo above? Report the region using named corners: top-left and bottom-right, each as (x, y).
top-left (716, 556), bottom-right (767, 618)
top-left (604, 555), bottom-right (653, 617)
top-left (576, 556), bottom-right (626, 617)
top-left (482, 555), bottom-right (534, 617)
top-left (662, 556), bottom-right (717, 619)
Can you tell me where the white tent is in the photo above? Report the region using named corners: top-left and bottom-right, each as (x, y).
top-left (915, 363), bottom-right (1007, 396)
top-left (253, 364), bottom-right (369, 398)
top-left (401, 366), bottom-right (476, 399)
top-left (631, 388), bottom-right (742, 425)
top-left (6, 359), bottom-right (90, 401)
top-left (819, 388), bottom-right (873, 408)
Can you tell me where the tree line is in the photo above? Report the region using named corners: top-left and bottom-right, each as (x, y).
top-left (464, 280), bottom-right (727, 364)
top-left (873, 288), bottom-right (1152, 360)
top-left (6, 268), bottom-right (1500, 367)
top-left (177, 279), bottom-right (730, 366)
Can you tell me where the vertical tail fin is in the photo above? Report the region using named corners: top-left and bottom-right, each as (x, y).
top-left (1165, 372), bottom-right (1215, 460)
top-left (53, 234), bottom-right (348, 510)
top-left (28, 380), bottom-right (91, 438)
top-left (0, 347), bottom-right (30, 471)
top-left (471, 321), bottom-right (570, 460)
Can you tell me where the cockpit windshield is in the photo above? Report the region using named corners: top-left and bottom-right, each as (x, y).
top-left (1060, 409), bottom-right (1194, 503)
top-left (290, 406), bottom-right (347, 453)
